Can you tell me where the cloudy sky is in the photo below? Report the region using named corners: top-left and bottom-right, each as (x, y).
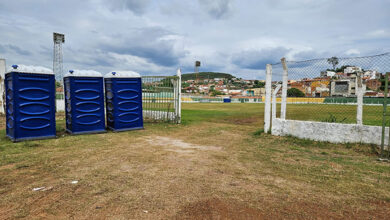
top-left (0, 0), bottom-right (389, 79)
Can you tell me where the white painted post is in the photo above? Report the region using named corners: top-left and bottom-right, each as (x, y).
top-left (281, 58), bottom-right (288, 120)
top-left (0, 59), bottom-right (5, 114)
top-left (272, 84), bottom-right (282, 121)
top-left (264, 64), bottom-right (272, 133)
top-left (356, 71), bottom-right (364, 125)
top-left (176, 68), bottom-right (182, 124)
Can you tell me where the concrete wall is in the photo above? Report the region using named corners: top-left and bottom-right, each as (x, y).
top-left (272, 118), bottom-right (389, 147)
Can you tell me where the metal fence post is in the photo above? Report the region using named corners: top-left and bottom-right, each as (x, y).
top-left (281, 58), bottom-right (288, 120)
top-left (264, 64), bottom-right (272, 133)
top-left (381, 73), bottom-right (389, 159)
top-left (176, 68), bottom-right (182, 124)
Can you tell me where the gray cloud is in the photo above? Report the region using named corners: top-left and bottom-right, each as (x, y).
top-left (107, 0), bottom-right (151, 15)
top-left (0, 0), bottom-right (389, 79)
top-left (0, 44), bottom-right (32, 56)
top-left (231, 47), bottom-right (291, 69)
top-left (100, 27), bottom-right (187, 67)
top-left (198, 0), bottom-right (233, 19)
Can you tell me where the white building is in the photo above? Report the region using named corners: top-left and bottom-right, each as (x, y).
top-left (344, 66), bottom-right (362, 74)
top-left (364, 70), bottom-right (379, 79)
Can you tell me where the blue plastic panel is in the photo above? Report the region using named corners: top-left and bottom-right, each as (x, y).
top-left (5, 72), bottom-right (56, 141)
top-left (105, 77), bottom-right (143, 131)
top-left (64, 76), bottom-right (106, 134)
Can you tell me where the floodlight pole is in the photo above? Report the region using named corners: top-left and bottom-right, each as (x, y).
top-left (53, 32), bottom-right (65, 84)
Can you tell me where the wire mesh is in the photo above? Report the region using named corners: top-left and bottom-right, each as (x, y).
top-left (141, 75), bottom-right (179, 123)
top-left (271, 53), bottom-right (390, 126)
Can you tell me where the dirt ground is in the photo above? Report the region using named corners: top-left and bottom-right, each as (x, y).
top-left (0, 104), bottom-right (389, 219)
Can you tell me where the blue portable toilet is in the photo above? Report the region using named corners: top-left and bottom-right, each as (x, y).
top-left (5, 65), bottom-right (56, 142)
top-left (64, 70), bottom-right (106, 135)
top-left (104, 71), bottom-right (143, 131)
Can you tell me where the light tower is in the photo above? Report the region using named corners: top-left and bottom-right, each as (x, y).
top-left (194, 60), bottom-right (201, 83)
top-left (53, 32), bottom-right (65, 83)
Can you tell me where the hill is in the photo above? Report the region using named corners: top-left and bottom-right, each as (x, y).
top-left (182, 72), bottom-right (235, 81)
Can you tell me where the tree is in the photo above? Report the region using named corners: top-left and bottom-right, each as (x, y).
top-left (327, 57), bottom-right (339, 70)
top-left (55, 81), bottom-right (62, 88)
top-left (287, 88), bottom-right (305, 97)
top-left (253, 81), bottom-right (265, 88)
top-left (210, 90), bottom-right (223, 96)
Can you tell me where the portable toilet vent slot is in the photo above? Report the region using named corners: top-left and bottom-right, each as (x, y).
top-left (5, 64), bottom-right (56, 142)
top-left (64, 70), bottom-right (106, 135)
top-left (104, 71), bottom-right (143, 131)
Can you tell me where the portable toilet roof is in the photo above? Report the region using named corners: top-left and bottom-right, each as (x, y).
top-left (104, 71), bottom-right (140, 78)
top-left (64, 69), bottom-right (102, 77)
top-left (6, 64), bottom-right (53, 75)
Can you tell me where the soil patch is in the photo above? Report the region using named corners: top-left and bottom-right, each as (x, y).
top-left (174, 198), bottom-right (264, 220)
top-left (146, 136), bottom-right (221, 153)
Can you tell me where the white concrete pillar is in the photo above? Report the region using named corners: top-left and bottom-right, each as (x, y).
top-left (0, 59), bottom-right (6, 114)
top-left (264, 64), bottom-right (272, 133)
top-left (176, 68), bottom-right (182, 124)
top-left (356, 72), bottom-right (364, 125)
top-left (281, 58), bottom-right (288, 120)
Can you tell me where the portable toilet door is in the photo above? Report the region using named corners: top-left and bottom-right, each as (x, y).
top-left (5, 65), bottom-right (56, 142)
top-left (64, 70), bottom-right (106, 135)
top-left (104, 71), bottom-right (143, 131)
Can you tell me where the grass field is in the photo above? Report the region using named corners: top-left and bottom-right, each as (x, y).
top-left (284, 104), bottom-right (383, 126)
top-left (0, 103), bottom-right (389, 219)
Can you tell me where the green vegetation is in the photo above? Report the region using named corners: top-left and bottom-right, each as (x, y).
top-left (327, 56), bottom-right (339, 70)
top-left (210, 90), bottom-right (224, 96)
top-left (287, 88), bottom-right (305, 97)
top-left (181, 72), bottom-right (234, 81)
top-left (253, 80), bottom-right (265, 88)
top-left (55, 81), bottom-right (62, 88)
top-left (321, 113), bottom-right (347, 123)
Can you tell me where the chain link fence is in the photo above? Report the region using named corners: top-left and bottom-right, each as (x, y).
top-left (271, 52), bottom-right (390, 126)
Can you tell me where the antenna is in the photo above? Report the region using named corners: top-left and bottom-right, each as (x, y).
top-left (53, 32), bottom-right (65, 83)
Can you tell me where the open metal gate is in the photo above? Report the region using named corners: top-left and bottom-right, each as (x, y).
top-left (141, 69), bottom-right (181, 124)
top-left (380, 72), bottom-right (390, 161)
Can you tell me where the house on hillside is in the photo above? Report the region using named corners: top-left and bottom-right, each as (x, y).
top-left (344, 66), bottom-right (362, 74)
top-left (244, 88), bottom-right (265, 96)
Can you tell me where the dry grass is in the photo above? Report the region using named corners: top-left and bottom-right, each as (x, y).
top-left (0, 103), bottom-right (389, 219)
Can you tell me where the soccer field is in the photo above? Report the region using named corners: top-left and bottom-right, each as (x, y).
top-left (181, 102), bottom-right (383, 126)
